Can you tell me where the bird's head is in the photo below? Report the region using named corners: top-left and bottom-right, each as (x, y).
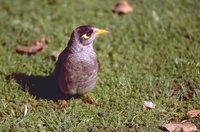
top-left (70, 25), bottom-right (108, 46)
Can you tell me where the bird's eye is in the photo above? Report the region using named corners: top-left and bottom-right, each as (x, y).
top-left (86, 32), bottom-right (91, 36)
top-left (81, 32), bottom-right (91, 40)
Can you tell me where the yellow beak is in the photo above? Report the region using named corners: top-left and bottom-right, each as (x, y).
top-left (95, 29), bottom-right (109, 36)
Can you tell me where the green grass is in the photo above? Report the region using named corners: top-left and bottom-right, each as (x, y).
top-left (0, 0), bottom-right (200, 131)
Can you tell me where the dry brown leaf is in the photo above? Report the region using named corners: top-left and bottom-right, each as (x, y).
top-left (186, 109), bottom-right (200, 119)
top-left (160, 121), bottom-right (197, 132)
top-left (51, 51), bottom-right (61, 61)
top-left (16, 37), bottom-right (48, 55)
top-left (112, 0), bottom-right (133, 15)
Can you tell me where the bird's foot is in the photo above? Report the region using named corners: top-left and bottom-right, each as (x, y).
top-left (58, 100), bottom-right (68, 108)
top-left (82, 94), bottom-right (96, 105)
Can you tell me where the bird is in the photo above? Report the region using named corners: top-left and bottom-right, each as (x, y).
top-left (52, 25), bottom-right (108, 107)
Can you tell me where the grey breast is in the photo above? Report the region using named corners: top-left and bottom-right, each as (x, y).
top-left (58, 48), bottom-right (98, 95)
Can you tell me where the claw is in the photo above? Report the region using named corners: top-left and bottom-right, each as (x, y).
top-left (83, 95), bottom-right (96, 105)
top-left (59, 100), bottom-right (68, 108)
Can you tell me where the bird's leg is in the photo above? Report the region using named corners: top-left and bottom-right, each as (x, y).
top-left (58, 100), bottom-right (68, 108)
top-left (82, 94), bottom-right (96, 105)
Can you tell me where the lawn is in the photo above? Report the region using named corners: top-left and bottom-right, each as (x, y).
top-left (0, 0), bottom-right (200, 131)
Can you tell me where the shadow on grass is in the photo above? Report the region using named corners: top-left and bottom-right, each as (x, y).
top-left (5, 73), bottom-right (81, 101)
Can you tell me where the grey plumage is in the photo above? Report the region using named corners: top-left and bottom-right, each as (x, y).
top-left (52, 25), bottom-right (107, 96)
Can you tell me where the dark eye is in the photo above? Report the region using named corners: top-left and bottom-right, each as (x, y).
top-left (86, 32), bottom-right (91, 36)
top-left (81, 30), bottom-right (93, 39)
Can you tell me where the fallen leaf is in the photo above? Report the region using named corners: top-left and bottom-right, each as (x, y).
top-left (51, 50), bottom-right (61, 61)
top-left (186, 109), bottom-right (200, 119)
top-left (160, 121), bottom-right (197, 132)
top-left (16, 37), bottom-right (48, 55)
top-left (112, 0), bottom-right (133, 15)
top-left (143, 101), bottom-right (156, 109)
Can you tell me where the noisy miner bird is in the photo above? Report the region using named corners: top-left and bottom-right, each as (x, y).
top-left (52, 25), bottom-right (108, 107)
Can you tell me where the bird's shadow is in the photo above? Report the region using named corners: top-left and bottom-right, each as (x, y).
top-left (5, 73), bottom-right (81, 101)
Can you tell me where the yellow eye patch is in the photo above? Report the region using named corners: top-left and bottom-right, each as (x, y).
top-left (81, 33), bottom-right (90, 39)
